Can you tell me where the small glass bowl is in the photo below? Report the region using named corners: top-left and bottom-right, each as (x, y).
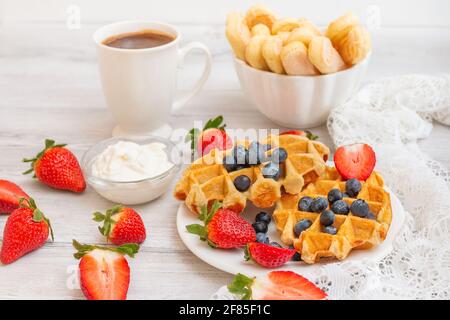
top-left (82, 135), bottom-right (181, 205)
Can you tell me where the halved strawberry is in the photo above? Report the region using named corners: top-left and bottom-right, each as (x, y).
top-left (245, 242), bottom-right (295, 268)
top-left (228, 271), bottom-right (327, 300)
top-left (73, 240), bottom-right (139, 300)
top-left (0, 180), bottom-right (30, 214)
top-left (186, 202), bottom-right (256, 249)
top-left (198, 128), bottom-right (233, 156)
top-left (186, 116), bottom-right (233, 157)
top-left (334, 143), bottom-right (376, 181)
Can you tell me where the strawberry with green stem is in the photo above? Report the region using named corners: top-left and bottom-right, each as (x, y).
top-left (186, 116), bottom-right (233, 158)
top-left (93, 205), bottom-right (146, 245)
top-left (23, 139), bottom-right (86, 193)
top-left (73, 240), bottom-right (139, 300)
top-left (186, 202), bottom-right (256, 249)
top-left (0, 198), bottom-right (54, 264)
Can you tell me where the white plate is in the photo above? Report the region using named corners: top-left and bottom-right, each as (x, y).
top-left (177, 187), bottom-right (405, 277)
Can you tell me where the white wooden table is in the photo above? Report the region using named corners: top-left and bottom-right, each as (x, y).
top-left (0, 22), bottom-right (449, 299)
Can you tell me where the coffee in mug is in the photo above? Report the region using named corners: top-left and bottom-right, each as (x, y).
top-left (93, 21), bottom-right (212, 137)
top-left (103, 30), bottom-right (175, 49)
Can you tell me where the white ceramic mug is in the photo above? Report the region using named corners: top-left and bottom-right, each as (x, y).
top-left (93, 21), bottom-right (212, 137)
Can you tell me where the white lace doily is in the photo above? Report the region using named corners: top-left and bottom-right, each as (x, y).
top-left (212, 74), bottom-right (450, 300)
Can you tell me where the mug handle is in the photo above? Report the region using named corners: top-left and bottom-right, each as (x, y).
top-left (172, 42), bottom-right (212, 112)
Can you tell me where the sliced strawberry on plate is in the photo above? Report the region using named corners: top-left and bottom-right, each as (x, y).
top-left (186, 202), bottom-right (256, 249)
top-left (0, 180), bottom-right (30, 214)
top-left (245, 242), bottom-right (295, 268)
top-left (228, 271), bottom-right (327, 300)
top-left (93, 205), bottom-right (147, 245)
top-left (23, 139), bottom-right (86, 193)
top-left (186, 116), bottom-right (233, 157)
top-left (73, 240), bottom-right (139, 300)
top-left (198, 128), bottom-right (233, 156)
top-left (334, 143), bottom-right (376, 181)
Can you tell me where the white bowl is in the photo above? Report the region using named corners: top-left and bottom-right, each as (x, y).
top-left (82, 136), bottom-right (181, 205)
top-left (233, 53), bottom-right (370, 128)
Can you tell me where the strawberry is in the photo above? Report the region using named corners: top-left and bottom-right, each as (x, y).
top-left (280, 130), bottom-right (318, 140)
top-left (245, 242), bottom-right (295, 268)
top-left (0, 180), bottom-right (30, 214)
top-left (0, 198), bottom-right (53, 264)
top-left (23, 139), bottom-right (86, 193)
top-left (280, 130), bottom-right (305, 136)
top-left (93, 205), bottom-right (146, 245)
top-left (187, 116), bottom-right (233, 157)
top-left (73, 240), bottom-right (139, 300)
top-left (228, 271), bottom-right (327, 300)
top-left (186, 202), bottom-right (256, 249)
top-left (334, 143), bottom-right (376, 181)
top-left (198, 128), bottom-right (233, 156)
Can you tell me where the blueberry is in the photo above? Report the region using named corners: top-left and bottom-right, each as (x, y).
top-left (350, 199), bottom-right (369, 217)
top-left (233, 145), bottom-right (247, 165)
top-left (345, 178), bottom-right (362, 197)
top-left (252, 221), bottom-right (268, 233)
top-left (289, 245), bottom-right (301, 261)
top-left (331, 200), bottom-right (350, 215)
top-left (233, 175), bottom-right (251, 192)
top-left (310, 197), bottom-right (328, 213)
top-left (322, 226), bottom-right (337, 235)
top-left (298, 196), bottom-right (313, 212)
top-left (270, 147), bottom-right (288, 163)
top-left (342, 193), bottom-right (350, 198)
top-left (327, 188), bottom-right (343, 203)
top-left (367, 212), bottom-right (376, 220)
top-left (294, 219), bottom-right (312, 237)
top-left (247, 141), bottom-right (266, 165)
top-left (223, 155), bottom-right (237, 172)
top-left (270, 242), bottom-right (283, 248)
top-left (261, 162), bottom-right (281, 180)
top-left (256, 232), bottom-right (269, 244)
top-left (320, 210), bottom-right (335, 226)
top-left (255, 212), bottom-right (271, 224)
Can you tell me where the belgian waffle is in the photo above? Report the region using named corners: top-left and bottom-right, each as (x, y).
top-left (174, 134), bottom-right (330, 214)
top-left (273, 166), bottom-right (392, 264)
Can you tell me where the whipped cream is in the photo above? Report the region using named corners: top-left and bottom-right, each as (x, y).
top-left (92, 141), bottom-right (174, 182)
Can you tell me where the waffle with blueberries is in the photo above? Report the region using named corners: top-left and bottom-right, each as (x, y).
top-left (273, 166), bottom-right (392, 264)
top-left (174, 134), bottom-right (329, 214)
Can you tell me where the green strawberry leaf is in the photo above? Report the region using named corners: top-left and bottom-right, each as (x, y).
top-left (92, 212), bottom-right (106, 222)
top-left (72, 239), bottom-right (140, 259)
top-left (204, 201), bottom-right (222, 225)
top-left (115, 243), bottom-right (140, 258)
top-left (305, 130), bottom-right (319, 141)
top-left (228, 273), bottom-right (254, 300)
top-left (186, 116), bottom-right (227, 154)
top-left (186, 224), bottom-right (207, 240)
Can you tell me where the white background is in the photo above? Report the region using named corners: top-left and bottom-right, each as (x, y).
top-left (1, 0), bottom-right (449, 27)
